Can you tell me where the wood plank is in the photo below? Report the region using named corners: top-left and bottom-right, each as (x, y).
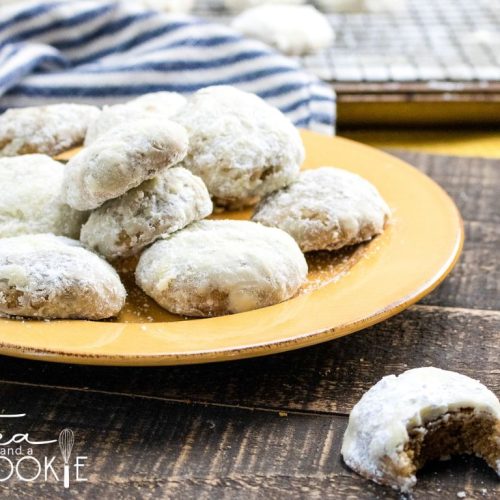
top-left (393, 153), bottom-right (500, 310)
top-left (397, 153), bottom-right (500, 225)
top-left (0, 306), bottom-right (497, 415)
top-left (0, 383), bottom-right (497, 499)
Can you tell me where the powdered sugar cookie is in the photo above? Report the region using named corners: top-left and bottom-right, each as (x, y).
top-left (134, 0), bottom-right (194, 12)
top-left (0, 104), bottom-right (99, 157)
top-left (0, 155), bottom-right (87, 239)
top-left (84, 92), bottom-right (186, 145)
top-left (252, 167), bottom-right (390, 252)
top-left (127, 91), bottom-right (186, 113)
top-left (81, 167), bottom-right (212, 259)
top-left (342, 367), bottom-right (500, 492)
top-left (232, 5), bottom-right (334, 55)
top-left (136, 220), bottom-right (308, 317)
top-left (316, 0), bottom-right (405, 13)
top-left (63, 118), bottom-right (188, 210)
top-left (0, 234), bottom-right (126, 319)
top-left (224, 0), bottom-right (305, 12)
top-left (175, 86), bottom-right (304, 208)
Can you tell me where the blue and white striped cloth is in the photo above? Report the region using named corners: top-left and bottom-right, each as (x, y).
top-left (0, 1), bottom-right (336, 133)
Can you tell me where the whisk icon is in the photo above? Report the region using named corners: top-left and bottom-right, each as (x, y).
top-left (58, 429), bottom-right (75, 488)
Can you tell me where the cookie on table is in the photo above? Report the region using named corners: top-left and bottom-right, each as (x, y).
top-left (84, 92), bottom-right (186, 145)
top-left (0, 234), bottom-right (126, 319)
top-left (252, 167), bottom-right (390, 252)
top-left (232, 5), bottom-right (334, 55)
top-left (62, 118), bottom-right (188, 210)
top-left (81, 167), bottom-right (213, 259)
top-left (341, 367), bottom-right (500, 492)
top-left (174, 86), bottom-right (304, 209)
top-left (0, 155), bottom-right (87, 239)
top-left (0, 104), bottom-right (99, 157)
top-left (136, 220), bottom-right (308, 317)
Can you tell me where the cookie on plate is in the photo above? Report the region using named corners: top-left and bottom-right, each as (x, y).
top-left (81, 167), bottom-right (213, 259)
top-left (252, 167), bottom-right (390, 252)
top-left (84, 92), bottom-right (186, 145)
top-left (63, 118), bottom-right (188, 210)
top-left (0, 155), bottom-right (87, 239)
top-left (316, 0), bottom-right (404, 13)
top-left (0, 104), bottom-right (99, 157)
top-left (342, 367), bottom-right (500, 492)
top-left (0, 234), bottom-right (126, 319)
top-left (232, 5), bottom-right (334, 55)
top-left (174, 86), bottom-right (304, 209)
top-left (136, 220), bottom-right (308, 317)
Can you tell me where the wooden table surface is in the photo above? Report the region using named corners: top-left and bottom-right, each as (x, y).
top-left (0, 151), bottom-right (498, 499)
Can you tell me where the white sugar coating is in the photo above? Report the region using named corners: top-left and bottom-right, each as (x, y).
top-left (134, 0), bottom-right (194, 12)
top-left (0, 234), bottom-right (126, 319)
top-left (253, 167), bottom-right (390, 252)
top-left (342, 367), bottom-right (500, 492)
top-left (127, 92), bottom-right (186, 113)
top-left (84, 92), bottom-right (186, 145)
top-left (0, 104), bottom-right (99, 157)
top-left (0, 155), bottom-right (87, 239)
top-left (232, 5), bottom-right (334, 56)
top-left (315, 0), bottom-right (405, 13)
top-left (136, 220), bottom-right (308, 317)
top-left (63, 118), bottom-right (188, 210)
top-left (224, 0), bottom-right (305, 12)
top-left (174, 86), bottom-right (304, 208)
top-left (81, 167), bottom-right (213, 259)
top-left (314, 0), bottom-right (364, 11)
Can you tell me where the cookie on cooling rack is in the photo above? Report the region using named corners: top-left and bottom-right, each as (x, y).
top-left (174, 86), bottom-right (304, 209)
top-left (342, 367), bottom-right (500, 492)
top-left (84, 92), bottom-right (186, 145)
top-left (0, 104), bottom-right (99, 157)
top-left (81, 167), bottom-right (212, 259)
top-left (224, 0), bottom-right (305, 11)
top-left (0, 155), bottom-right (87, 239)
top-left (135, 220), bottom-right (308, 317)
top-left (232, 4), bottom-right (334, 55)
top-left (62, 118), bottom-right (188, 210)
top-left (252, 167), bottom-right (390, 252)
top-left (0, 234), bottom-right (126, 319)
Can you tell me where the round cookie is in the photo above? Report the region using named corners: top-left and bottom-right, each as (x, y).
top-left (0, 104), bottom-right (100, 157)
top-left (136, 220), bottom-right (308, 317)
top-left (174, 85), bottom-right (304, 208)
top-left (127, 91), bottom-right (186, 113)
top-left (0, 155), bottom-right (87, 239)
top-left (81, 167), bottom-right (213, 259)
top-left (63, 118), bottom-right (188, 210)
top-left (316, 0), bottom-right (404, 13)
top-left (136, 0), bottom-right (194, 12)
top-left (232, 5), bottom-right (334, 56)
top-left (252, 167), bottom-right (390, 252)
top-left (224, 0), bottom-right (305, 12)
top-left (84, 92), bottom-right (186, 145)
top-left (341, 367), bottom-right (500, 492)
top-left (0, 234), bottom-right (126, 319)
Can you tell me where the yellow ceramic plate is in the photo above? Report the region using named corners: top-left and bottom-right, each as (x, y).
top-left (0, 131), bottom-right (463, 366)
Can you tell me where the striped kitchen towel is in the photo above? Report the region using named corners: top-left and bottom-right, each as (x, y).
top-left (0, 0), bottom-right (336, 133)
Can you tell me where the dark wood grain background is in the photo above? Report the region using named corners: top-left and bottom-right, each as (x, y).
top-left (0, 152), bottom-right (498, 499)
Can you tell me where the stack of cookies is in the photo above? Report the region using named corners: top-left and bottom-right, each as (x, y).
top-left (0, 86), bottom-right (390, 320)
